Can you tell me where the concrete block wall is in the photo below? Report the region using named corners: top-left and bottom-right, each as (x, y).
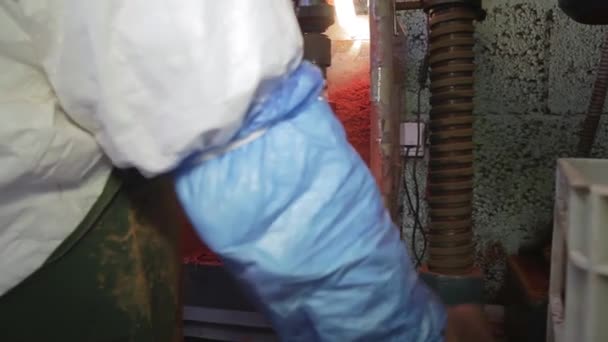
top-left (397, 0), bottom-right (608, 300)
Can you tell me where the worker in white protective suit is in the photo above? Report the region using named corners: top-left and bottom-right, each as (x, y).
top-left (0, 1), bottom-right (492, 341)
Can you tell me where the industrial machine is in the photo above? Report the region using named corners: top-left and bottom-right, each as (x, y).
top-left (394, 0), bottom-right (486, 305)
top-left (558, 0), bottom-right (608, 25)
top-left (296, 0), bottom-right (334, 77)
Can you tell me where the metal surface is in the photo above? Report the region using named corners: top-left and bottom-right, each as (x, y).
top-left (419, 266), bottom-right (483, 306)
top-left (184, 323), bottom-right (276, 341)
top-left (370, 0), bottom-right (400, 220)
top-left (577, 32), bottom-right (608, 157)
top-left (423, 0), bottom-right (481, 8)
top-left (298, 0), bottom-right (323, 6)
top-left (425, 1), bottom-right (479, 274)
top-left (395, 1), bottom-right (423, 11)
top-left (184, 307), bottom-right (272, 328)
top-left (296, 1), bottom-right (335, 33)
top-left (183, 307), bottom-right (275, 341)
top-left (303, 33), bottom-right (332, 77)
top-left (183, 264), bottom-right (277, 340)
top-left (296, 1), bottom-right (333, 77)
top-left (558, 0), bottom-right (608, 25)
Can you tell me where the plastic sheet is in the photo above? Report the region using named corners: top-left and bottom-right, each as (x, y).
top-left (0, 2), bottom-right (112, 296)
top-left (17, 0), bottom-right (302, 176)
top-left (175, 63), bottom-right (446, 341)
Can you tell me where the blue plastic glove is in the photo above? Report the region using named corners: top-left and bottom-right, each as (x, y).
top-left (174, 62), bottom-right (446, 341)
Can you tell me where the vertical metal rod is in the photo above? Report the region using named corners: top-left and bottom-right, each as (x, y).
top-left (369, 0), bottom-right (399, 220)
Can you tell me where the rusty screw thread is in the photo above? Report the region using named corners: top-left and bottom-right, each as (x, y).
top-left (426, 3), bottom-right (477, 275)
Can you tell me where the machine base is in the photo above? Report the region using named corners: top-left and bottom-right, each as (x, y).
top-left (419, 265), bottom-right (484, 306)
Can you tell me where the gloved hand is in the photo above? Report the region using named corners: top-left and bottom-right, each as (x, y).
top-left (174, 63), bottom-right (446, 341)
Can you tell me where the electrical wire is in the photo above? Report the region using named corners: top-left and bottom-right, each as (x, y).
top-left (397, 10), bottom-right (430, 267)
top-left (404, 79), bottom-right (428, 267)
top-left (413, 83), bottom-right (426, 263)
top-left (402, 149), bottom-right (424, 266)
top-left (412, 14), bottom-right (431, 266)
top-left (402, 55), bottom-right (428, 267)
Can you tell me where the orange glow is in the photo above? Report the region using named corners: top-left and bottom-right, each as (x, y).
top-left (334, 0), bottom-right (369, 39)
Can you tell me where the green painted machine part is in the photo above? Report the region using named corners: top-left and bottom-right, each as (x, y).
top-left (0, 171), bottom-right (182, 342)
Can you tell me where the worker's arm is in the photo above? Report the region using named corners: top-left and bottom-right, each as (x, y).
top-left (174, 63), bottom-right (448, 340)
top-left (16, 0), bottom-right (302, 176)
top-left (17, 1), bottom-right (451, 339)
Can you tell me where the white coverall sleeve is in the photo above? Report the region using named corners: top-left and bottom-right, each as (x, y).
top-left (17, 0), bottom-right (303, 176)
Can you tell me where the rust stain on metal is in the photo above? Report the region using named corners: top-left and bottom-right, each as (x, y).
top-left (99, 211), bottom-right (178, 323)
top-left (370, 0), bottom-right (400, 220)
top-left (507, 255), bottom-right (549, 303)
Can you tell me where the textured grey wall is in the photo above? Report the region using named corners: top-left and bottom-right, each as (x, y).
top-left (396, 0), bottom-right (608, 299)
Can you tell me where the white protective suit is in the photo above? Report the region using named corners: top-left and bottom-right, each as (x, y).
top-left (0, 0), bottom-right (302, 296)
